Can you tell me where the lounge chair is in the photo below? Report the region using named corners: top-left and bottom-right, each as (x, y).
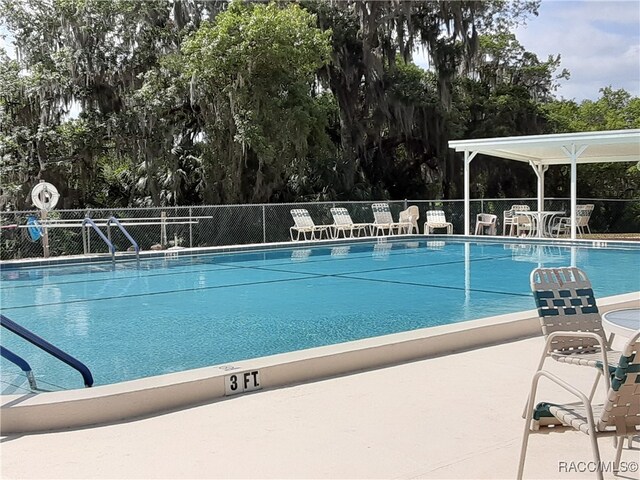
top-left (474, 213), bottom-right (497, 235)
top-left (552, 204), bottom-right (594, 237)
top-left (371, 203), bottom-right (410, 236)
top-left (330, 207), bottom-right (371, 238)
top-left (289, 209), bottom-right (332, 241)
top-left (398, 205), bottom-right (420, 234)
top-left (503, 204), bottom-right (531, 236)
top-left (529, 267), bottom-right (621, 400)
top-left (424, 210), bottom-right (453, 235)
top-left (517, 330), bottom-right (640, 480)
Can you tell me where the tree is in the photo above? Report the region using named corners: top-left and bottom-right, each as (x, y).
top-left (450, 31), bottom-right (569, 199)
top-left (303, 0), bottom-right (541, 199)
top-left (542, 87), bottom-right (640, 201)
top-left (0, 0), bottom-right (226, 208)
top-left (183, 1), bottom-right (332, 203)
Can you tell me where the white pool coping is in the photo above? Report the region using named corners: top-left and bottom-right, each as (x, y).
top-left (2, 292), bottom-right (638, 435)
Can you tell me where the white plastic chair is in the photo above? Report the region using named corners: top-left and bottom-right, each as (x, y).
top-left (552, 204), bottom-right (594, 237)
top-left (474, 213), bottom-right (497, 235)
top-left (503, 204), bottom-right (531, 236)
top-left (398, 206), bottom-right (419, 234)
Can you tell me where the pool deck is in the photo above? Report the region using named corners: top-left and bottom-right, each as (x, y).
top-left (2, 326), bottom-right (639, 479)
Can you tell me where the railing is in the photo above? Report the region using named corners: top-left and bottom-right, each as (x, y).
top-left (0, 198), bottom-right (638, 260)
top-left (0, 314), bottom-right (94, 387)
top-left (107, 216), bottom-right (139, 260)
top-left (82, 217), bottom-right (116, 258)
top-left (0, 345), bottom-right (38, 390)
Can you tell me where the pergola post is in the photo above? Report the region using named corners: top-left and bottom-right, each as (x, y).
top-left (529, 162), bottom-right (549, 213)
top-left (562, 144), bottom-right (588, 240)
top-left (463, 150), bottom-right (477, 236)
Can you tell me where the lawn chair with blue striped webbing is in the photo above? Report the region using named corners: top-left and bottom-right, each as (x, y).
top-left (530, 267), bottom-right (621, 400)
top-left (518, 330), bottom-right (640, 480)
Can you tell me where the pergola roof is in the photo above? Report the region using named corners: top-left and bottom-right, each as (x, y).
top-left (449, 129), bottom-right (640, 166)
top-left (448, 128), bottom-right (640, 239)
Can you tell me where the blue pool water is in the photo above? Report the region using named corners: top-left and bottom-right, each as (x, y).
top-left (1, 240), bottom-right (639, 391)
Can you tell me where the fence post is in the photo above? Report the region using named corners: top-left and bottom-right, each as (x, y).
top-left (262, 205), bottom-right (266, 244)
top-left (189, 207), bottom-right (193, 248)
top-left (404, 199), bottom-right (407, 209)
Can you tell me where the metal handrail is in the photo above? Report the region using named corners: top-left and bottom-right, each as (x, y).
top-left (107, 216), bottom-right (140, 260)
top-left (1, 345), bottom-right (37, 390)
top-left (0, 314), bottom-right (93, 387)
top-left (82, 217), bottom-right (116, 258)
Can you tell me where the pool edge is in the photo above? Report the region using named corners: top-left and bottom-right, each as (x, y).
top-left (1, 234), bottom-right (638, 269)
top-left (2, 292), bottom-right (638, 435)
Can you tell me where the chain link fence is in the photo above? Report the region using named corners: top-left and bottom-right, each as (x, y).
top-left (1, 198), bottom-right (638, 260)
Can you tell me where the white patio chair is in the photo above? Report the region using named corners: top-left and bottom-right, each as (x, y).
top-left (424, 210), bottom-right (453, 235)
top-left (289, 209), bottom-right (332, 241)
top-left (518, 330), bottom-right (640, 480)
top-left (330, 207), bottom-right (371, 238)
top-left (398, 205), bottom-right (419, 234)
top-left (474, 213), bottom-right (497, 235)
top-left (503, 204), bottom-right (531, 236)
top-left (552, 204), bottom-right (595, 237)
top-left (371, 203), bottom-right (408, 236)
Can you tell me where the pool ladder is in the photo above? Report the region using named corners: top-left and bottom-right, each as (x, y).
top-left (82, 216), bottom-right (139, 261)
top-left (0, 314), bottom-right (94, 390)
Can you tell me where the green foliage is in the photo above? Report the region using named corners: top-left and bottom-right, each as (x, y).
top-left (0, 0), bottom-right (637, 216)
top-left (182, 1), bottom-right (332, 203)
top-left (542, 87), bottom-right (640, 202)
top-left (544, 87), bottom-right (640, 132)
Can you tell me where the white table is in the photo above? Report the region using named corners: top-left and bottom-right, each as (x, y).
top-left (517, 211), bottom-right (565, 238)
top-left (602, 308), bottom-right (640, 338)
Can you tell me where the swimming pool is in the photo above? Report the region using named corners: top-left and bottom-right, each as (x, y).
top-left (1, 239), bottom-right (639, 392)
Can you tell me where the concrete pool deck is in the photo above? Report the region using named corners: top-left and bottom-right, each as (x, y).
top-left (2, 319), bottom-right (639, 478)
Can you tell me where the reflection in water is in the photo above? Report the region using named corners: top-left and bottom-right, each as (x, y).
top-left (35, 285), bottom-right (63, 319)
top-left (331, 246), bottom-right (350, 257)
top-left (504, 244), bottom-right (566, 263)
top-left (64, 303), bottom-right (90, 336)
top-left (426, 241), bottom-right (445, 250)
top-left (291, 249), bottom-right (311, 262)
top-left (372, 242), bottom-right (392, 260)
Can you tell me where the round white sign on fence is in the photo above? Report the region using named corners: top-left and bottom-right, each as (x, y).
top-left (31, 181), bottom-right (60, 211)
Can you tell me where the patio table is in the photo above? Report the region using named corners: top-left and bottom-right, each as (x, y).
top-left (517, 210), bottom-right (565, 238)
top-left (602, 307), bottom-right (640, 338)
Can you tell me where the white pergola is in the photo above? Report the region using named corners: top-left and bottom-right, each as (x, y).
top-left (449, 129), bottom-right (640, 239)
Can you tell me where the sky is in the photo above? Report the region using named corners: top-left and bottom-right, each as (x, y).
top-left (513, 0), bottom-right (640, 101)
top-left (1, 0), bottom-right (638, 103)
